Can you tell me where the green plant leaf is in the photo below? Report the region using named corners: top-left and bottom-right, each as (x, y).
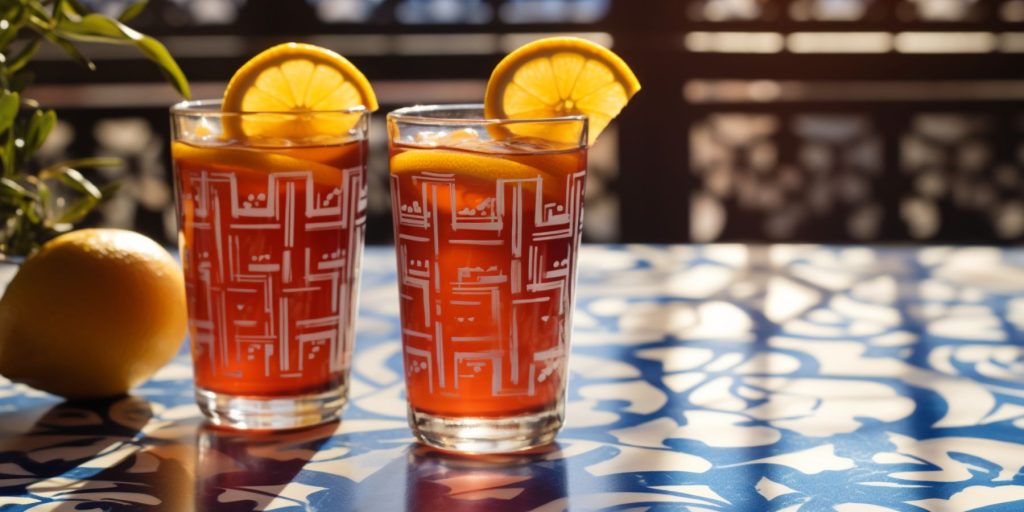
top-left (33, 164), bottom-right (102, 225)
top-left (22, 0), bottom-right (52, 20)
top-left (54, 193), bottom-right (98, 224)
top-left (40, 166), bottom-right (102, 200)
top-left (98, 180), bottom-right (120, 202)
top-left (19, 192), bottom-right (41, 223)
top-left (57, 0), bottom-right (89, 19)
top-left (7, 38), bottom-right (41, 73)
top-left (0, 2), bottom-right (188, 254)
top-left (36, 28), bottom-right (96, 70)
top-left (25, 4), bottom-right (92, 68)
top-left (34, 176), bottom-right (51, 223)
top-left (0, 5), bottom-right (27, 50)
top-left (23, 108), bottom-right (55, 155)
top-left (0, 176), bottom-right (31, 201)
top-left (42, 157), bottom-right (122, 173)
top-left (0, 90), bottom-right (19, 134)
top-left (118, 0), bottom-right (147, 22)
top-left (56, 14), bottom-right (190, 98)
top-left (1, 125), bottom-right (13, 176)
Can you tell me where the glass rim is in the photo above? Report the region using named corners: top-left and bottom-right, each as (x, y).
top-left (170, 99), bottom-right (369, 117)
top-left (387, 103), bottom-right (587, 126)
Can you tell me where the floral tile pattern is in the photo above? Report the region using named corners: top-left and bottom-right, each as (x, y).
top-left (1, 245), bottom-right (1024, 511)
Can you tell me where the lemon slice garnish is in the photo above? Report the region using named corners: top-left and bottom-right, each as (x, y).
top-left (222, 42), bottom-right (377, 141)
top-left (390, 149), bottom-right (543, 180)
top-left (172, 141), bottom-right (343, 185)
top-left (484, 37), bottom-right (640, 145)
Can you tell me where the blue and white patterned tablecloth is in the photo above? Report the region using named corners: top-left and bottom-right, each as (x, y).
top-left (1, 245), bottom-right (1024, 511)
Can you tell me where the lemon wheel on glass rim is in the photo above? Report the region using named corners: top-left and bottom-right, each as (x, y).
top-left (221, 42), bottom-right (378, 141)
top-left (484, 37), bottom-right (641, 145)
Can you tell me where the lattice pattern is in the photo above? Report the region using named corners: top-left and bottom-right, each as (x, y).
top-left (179, 164), bottom-right (366, 384)
top-left (686, 0), bottom-right (995, 22)
top-left (690, 113), bottom-right (884, 241)
top-left (392, 169), bottom-right (585, 399)
top-left (901, 113), bottom-right (1024, 240)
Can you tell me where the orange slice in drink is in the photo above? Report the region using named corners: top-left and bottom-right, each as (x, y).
top-left (390, 149), bottom-right (543, 180)
top-left (171, 141), bottom-right (343, 185)
top-left (484, 37), bottom-right (640, 145)
top-left (390, 148), bottom-right (580, 204)
top-left (391, 149), bottom-right (563, 214)
top-left (222, 42), bottom-right (377, 141)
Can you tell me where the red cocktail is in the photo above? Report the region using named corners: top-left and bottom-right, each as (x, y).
top-left (388, 105), bottom-right (588, 452)
top-left (171, 101), bottom-right (370, 429)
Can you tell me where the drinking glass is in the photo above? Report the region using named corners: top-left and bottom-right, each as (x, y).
top-left (171, 100), bottom-right (369, 429)
top-left (387, 104), bottom-right (588, 452)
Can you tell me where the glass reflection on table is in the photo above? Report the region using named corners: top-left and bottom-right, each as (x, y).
top-left (194, 421), bottom-right (337, 511)
top-left (406, 444), bottom-right (567, 511)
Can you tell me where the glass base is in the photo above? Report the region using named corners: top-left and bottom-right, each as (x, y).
top-left (409, 403), bottom-right (563, 454)
top-left (195, 386), bottom-right (346, 430)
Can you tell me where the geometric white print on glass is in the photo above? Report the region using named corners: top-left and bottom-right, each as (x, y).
top-left (172, 100), bottom-right (370, 430)
top-left (180, 164), bottom-right (366, 396)
top-left (388, 104), bottom-right (588, 452)
top-left (394, 170), bottom-right (585, 406)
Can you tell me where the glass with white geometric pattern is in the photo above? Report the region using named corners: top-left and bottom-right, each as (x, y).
top-left (388, 104), bottom-right (588, 453)
top-left (171, 100), bottom-right (369, 429)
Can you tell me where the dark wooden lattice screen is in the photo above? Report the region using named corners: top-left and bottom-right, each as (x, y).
top-left (24, 0), bottom-right (1024, 244)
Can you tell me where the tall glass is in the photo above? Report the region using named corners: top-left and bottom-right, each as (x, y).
top-left (170, 100), bottom-right (369, 429)
top-left (387, 105), bottom-right (588, 452)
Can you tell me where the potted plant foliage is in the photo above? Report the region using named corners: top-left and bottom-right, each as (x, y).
top-left (0, 0), bottom-right (188, 273)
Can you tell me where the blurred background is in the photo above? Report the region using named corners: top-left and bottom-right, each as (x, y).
top-left (28, 0), bottom-right (1024, 245)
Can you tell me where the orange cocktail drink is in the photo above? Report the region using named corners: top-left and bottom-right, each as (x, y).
top-left (173, 137), bottom-right (367, 397)
top-left (171, 43), bottom-right (378, 430)
top-left (388, 106), bottom-right (588, 452)
top-left (392, 123), bottom-right (587, 417)
top-left (389, 36), bottom-right (640, 452)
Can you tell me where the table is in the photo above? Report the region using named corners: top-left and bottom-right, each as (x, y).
top-left (1, 245), bottom-right (1023, 511)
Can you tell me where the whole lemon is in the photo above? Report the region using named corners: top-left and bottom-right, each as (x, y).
top-left (0, 228), bottom-right (187, 398)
